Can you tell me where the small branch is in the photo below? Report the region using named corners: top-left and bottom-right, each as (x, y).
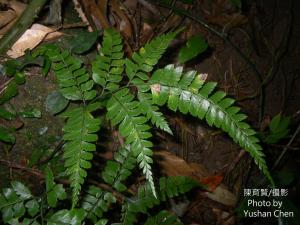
top-left (272, 123), bottom-right (300, 170)
top-left (137, 0), bottom-right (158, 15)
top-left (0, 159), bottom-right (44, 179)
top-left (271, 144), bottom-right (300, 151)
top-left (37, 139), bottom-right (64, 166)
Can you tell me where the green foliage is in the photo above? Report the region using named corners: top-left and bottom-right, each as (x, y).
top-left (0, 107), bottom-right (16, 143)
top-left (81, 186), bottom-right (116, 223)
top-left (106, 88), bottom-right (156, 196)
top-left (125, 29), bottom-right (181, 81)
top-left (92, 28), bottom-right (124, 92)
top-left (46, 209), bottom-right (84, 225)
top-left (67, 30), bottom-right (100, 54)
top-left (0, 181), bottom-right (39, 223)
top-left (144, 210), bottom-right (183, 225)
top-left (149, 64), bottom-right (274, 185)
top-left (137, 90), bottom-right (173, 134)
top-left (0, 107), bottom-right (16, 120)
top-left (178, 34), bottom-right (208, 63)
top-left (263, 113), bottom-right (290, 144)
top-left (0, 80), bottom-right (18, 105)
top-left (18, 108), bottom-right (41, 118)
top-left (0, 126), bottom-right (15, 144)
top-left (0, 27), bottom-right (274, 224)
top-left (102, 146), bottom-right (136, 192)
top-left (45, 167), bottom-right (67, 207)
top-left (121, 176), bottom-right (199, 225)
top-left (33, 44), bottom-right (101, 208)
top-left (45, 91), bottom-right (69, 115)
top-left (230, 0), bottom-right (242, 9)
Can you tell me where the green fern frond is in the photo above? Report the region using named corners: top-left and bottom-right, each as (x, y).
top-left (138, 91), bottom-right (172, 134)
top-left (124, 29), bottom-right (182, 134)
top-left (125, 29), bottom-right (182, 81)
top-left (81, 186), bottom-right (116, 223)
top-left (92, 28), bottom-right (124, 92)
top-left (121, 176), bottom-right (199, 225)
top-left (144, 211), bottom-right (183, 225)
top-left (102, 146), bottom-right (136, 192)
top-left (34, 44), bottom-right (96, 101)
top-left (106, 88), bottom-right (156, 197)
top-left (82, 147), bottom-right (135, 222)
top-left (149, 64), bottom-right (274, 185)
top-left (61, 104), bottom-right (101, 208)
top-left (34, 44), bottom-right (101, 207)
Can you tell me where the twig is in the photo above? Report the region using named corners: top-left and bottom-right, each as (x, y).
top-left (272, 123), bottom-right (300, 170)
top-left (137, 0), bottom-right (158, 15)
top-left (0, 159), bottom-right (44, 179)
top-left (271, 144), bottom-right (300, 151)
top-left (37, 139), bottom-right (64, 166)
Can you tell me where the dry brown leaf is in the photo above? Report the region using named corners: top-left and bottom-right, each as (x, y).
top-left (77, 0), bottom-right (110, 30)
top-left (6, 24), bottom-right (63, 58)
top-left (72, 0), bottom-right (93, 32)
top-left (0, 10), bottom-right (16, 29)
top-left (0, 0), bottom-right (27, 35)
top-left (110, 0), bottom-right (133, 40)
top-left (205, 184), bottom-right (237, 206)
top-left (155, 151), bottom-right (208, 180)
top-left (155, 151), bottom-right (237, 206)
top-left (156, 151), bottom-right (224, 191)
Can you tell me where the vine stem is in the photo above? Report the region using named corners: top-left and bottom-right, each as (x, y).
top-left (272, 123), bottom-right (300, 170)
top-left (0, 0), bottom-right (48, 55)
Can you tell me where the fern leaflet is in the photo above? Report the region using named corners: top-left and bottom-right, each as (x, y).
top-left (125, 29), bottom-right (182, 80)
top-left (124, 30), bottom-right (182, 134)
top-left (92, 28), bottom-right (124, 92)
top-left (121, 176), bottom-right (199, 225)
top-left (149, 64), bottom-right (273, 185)
top-left (81, 186), bottom-right (116, 223)
top-left (102, 146), bottom-right (136, 192)
top-left (138, 91), bottom-right (172, 135)
top-left (106, 88), bottom-right (156, 197)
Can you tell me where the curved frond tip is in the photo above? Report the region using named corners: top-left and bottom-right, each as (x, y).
top-left (149, 64), bottom-right (274, 185)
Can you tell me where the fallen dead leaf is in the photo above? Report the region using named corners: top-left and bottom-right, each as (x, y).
top-left (0, 10), bottom-right (16, 29)
top-left (0, 0), bottom-right (27, 35)
top-left (155, 151), bottom-right (223, 191)
top-left (155, 151), bottom-right (237, 206)
top-left (205, 184), bottom-right (237, 206)
top-left (6, 23), bottom-right (63, 58)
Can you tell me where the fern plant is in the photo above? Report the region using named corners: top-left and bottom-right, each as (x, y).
top-left (33, 44), bottom-right (101, 208)
top-left (0, 27), bottom-right (274, 224)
